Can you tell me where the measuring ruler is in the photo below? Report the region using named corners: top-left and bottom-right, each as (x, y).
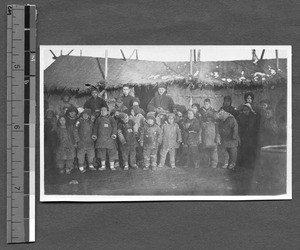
top-left (7, 5), bottom-right (36, 243)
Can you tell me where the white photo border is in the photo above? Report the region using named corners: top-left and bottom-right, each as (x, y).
top-left (40, 45), bottom-right (292, 202)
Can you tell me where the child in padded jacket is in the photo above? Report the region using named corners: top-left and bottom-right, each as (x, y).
top-left (180, 109), bottom-right (201, 168)
top-left (53, 116), bottom-right (78, 174)
top-left (92, 106), bottom-right (118, 171)
top-left (158, 113), bottom-right (182, 169)
top-left (139, 112), bottom-right (162, 170)
top-left (201, 111), bottom-right (220, 168)
top-left (74, 108), bottom-right (96, 173)
top-left (117, 113), bottom-right (139, 170)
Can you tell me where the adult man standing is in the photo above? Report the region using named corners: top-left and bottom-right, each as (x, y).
top-left (121, 84), bottom-right (135, 110)
top-left (83, 87), bottom-right (108, 114)
top-left (147, 83), bottom-right (174, 113)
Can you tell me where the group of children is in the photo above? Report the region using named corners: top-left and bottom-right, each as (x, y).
top-left (44, 90), bottom-right (279, 175)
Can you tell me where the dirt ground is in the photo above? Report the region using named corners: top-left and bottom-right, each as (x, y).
top-left (44, 153), bottom-right (284, 197)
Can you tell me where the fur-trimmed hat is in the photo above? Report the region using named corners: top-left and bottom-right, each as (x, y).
top-left (157, 82), bottom-right (167, 89)
top-left (146, 112), bottom-right (156, 122)
top-left (132, 97), bottom-right (140, 106)
top-left (66, 105), bottom-right (78, 116)
top-left (81, 108), bottom-right (92, 117)
top-left (175, 105), bottom-right (186, 115)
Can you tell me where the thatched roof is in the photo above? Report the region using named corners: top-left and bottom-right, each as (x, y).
top-left (44, 55), bottom-right (287, 92)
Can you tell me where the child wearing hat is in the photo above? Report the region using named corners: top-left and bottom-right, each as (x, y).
top-left (201, 111), bottom-right (220, 168)
top-left (129, 103), bottom-right (146, 166)
top-left (117, 113), bottom-right (139, 170)
top-left (44, 109), bottom-right (57, 171)
top-left (53, 116), bottom-right (78, 174)
top-left (74, 108), bottom-right (96, 173)
top-left (65, 105), bottom-right (80, 169)
top-left (56, 91), bottom-right (78, 116)
top-left (200, 98), bottom-right (217, 122)
top-left (217, 109), bottom-right (239, 170)
top-left (92, 106), bottom-right (118, 171)
top-left (180, 108), bottom-right (201, 168)
top-left (158, 113), bottom-right (182, 169)
top-left (111, 97), bottom-right (129, 116)
top-left (139, 112), bottom-right (162, 170)
top-left (65, 105), bottom-right (79, 128)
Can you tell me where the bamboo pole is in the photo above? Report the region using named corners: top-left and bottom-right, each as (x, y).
top-left (105, 49), bottom-right (108, 80)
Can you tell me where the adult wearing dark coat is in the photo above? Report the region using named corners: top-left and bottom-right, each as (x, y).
top-left (147, 83), bottom-right (174, 113)
top-left (218, 96), bottom-right (239, 118)
top-left (121, 84), bottom-right (136, 110)
top-left (83, 88), bottom-right (108, 114)
top-left (236, 103), bottom-right (257, 169)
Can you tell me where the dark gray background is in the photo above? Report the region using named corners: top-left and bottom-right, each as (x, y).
top-left (1, 0), bottom-right (300, 249)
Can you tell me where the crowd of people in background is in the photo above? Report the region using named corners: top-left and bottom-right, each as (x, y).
top-left (44, 83), bottom-right (280, 175)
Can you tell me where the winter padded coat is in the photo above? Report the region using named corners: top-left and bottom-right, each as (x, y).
top-left (93, 115), bottom-right (117, 149)
top-left (117, 120), bottom-right (138, 147)
top-left (161, 123), bottom-right (182, 149)
top-left (201, 121), bottom-right (220, 148)
top-left (53, 126), bottom-right (77, 160)
top-left (180, 118), bottom-right (201, 146)
top-left (74, 118), bottom-right (94, 149)
top-left (140, 123), bottom-right (162, 149)
top-left (218, 116), bottom-right (239, 148)
top-left (147, 92), bottom-right (174, 113)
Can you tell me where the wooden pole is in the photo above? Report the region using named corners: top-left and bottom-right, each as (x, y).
top-left (136, 49), bottom-right (139, 60)
top-left (120, 49), bottom-right (126, 61)
top-left (260, 49), bottom-right (265, 60)
top-left (197, 49), bottom-right (201, 82)
top-left (190, 49), bottom-right (193, 76)
top-left (67, 49), bottom-right (73, 56)
top-left (49, 50), bottom-right (57, 59)
top-left (275, 49), bottom-right (279, 72)
top-left (193, 49), bottom-right (196, 63)
top-left (105, 49), bottom-right (108, 80)
top-left (80, 50), bottom-right (82, 56)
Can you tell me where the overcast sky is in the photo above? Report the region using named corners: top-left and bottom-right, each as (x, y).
top-left (41, 45), bottom-right (289, 69)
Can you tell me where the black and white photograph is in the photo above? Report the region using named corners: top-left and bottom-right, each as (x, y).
top-left (40, 45), bottom-right (291, 201)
